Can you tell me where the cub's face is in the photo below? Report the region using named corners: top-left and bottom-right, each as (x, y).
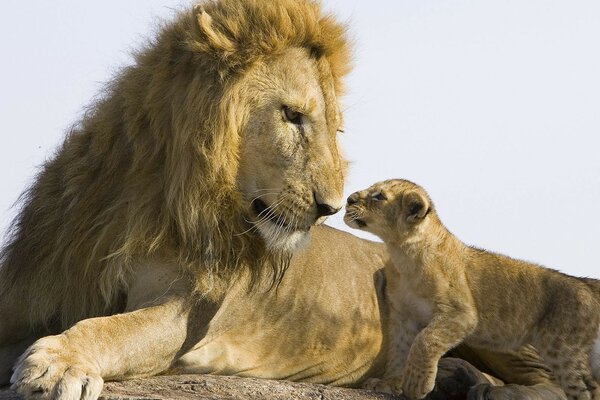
top-left (344, 179), bottom-right (431, 243)
top-left (237, 47), bottom-right (346, 253)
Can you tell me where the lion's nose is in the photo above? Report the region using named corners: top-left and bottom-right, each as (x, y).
top-left (314, 193), bottom-right (340, 218)
top-left (347, 192), bottom-right (359, 205)
top-left (316, 202), bottom-right (339, 217)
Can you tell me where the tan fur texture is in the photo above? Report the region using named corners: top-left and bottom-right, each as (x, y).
top-left (0, 2), bottom-right (573, 400)
top-left (0, 0), bottom-right (350, 333)
top-left (1, 1), bottom-right (352, 396)
top-left (345, 179), bottom-right (600, 400)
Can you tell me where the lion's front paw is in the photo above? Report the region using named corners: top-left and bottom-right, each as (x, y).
top-left (362, 376), bottom-right (404, 395)
top-left (10, 335), bottom-right (103, 400)
top-left (402, 365), bottom-right (437, 400)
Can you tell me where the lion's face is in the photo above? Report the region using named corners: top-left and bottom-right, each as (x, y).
top-left (237, 48), bottom-right (346, 253)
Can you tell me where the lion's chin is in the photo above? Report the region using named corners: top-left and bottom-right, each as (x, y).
top-left (256, 224), bottom-right (310, 254)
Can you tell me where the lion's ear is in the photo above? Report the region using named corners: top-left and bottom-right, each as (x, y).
top-left (402, 191), bottom-right (429, 223)
top-left (196, 8), bottom-right (236, 53)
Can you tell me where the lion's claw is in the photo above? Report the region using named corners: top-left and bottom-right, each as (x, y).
top-left (10, 335), bottom-right (103, 400)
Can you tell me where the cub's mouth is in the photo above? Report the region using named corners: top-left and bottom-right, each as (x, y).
top-left (343, 208), bottom-right (367, 228)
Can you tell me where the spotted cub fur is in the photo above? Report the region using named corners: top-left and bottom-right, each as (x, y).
top-left (345, 179), bottom-right (600, 400)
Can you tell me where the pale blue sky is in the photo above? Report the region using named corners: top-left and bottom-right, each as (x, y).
top-left (1, 1), bottom-right (599, 276)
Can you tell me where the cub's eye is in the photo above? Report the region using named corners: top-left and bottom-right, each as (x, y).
top-left (282, 106), bottom-right (304, 126)
top-left (371, 192), bottom-right (386, 201)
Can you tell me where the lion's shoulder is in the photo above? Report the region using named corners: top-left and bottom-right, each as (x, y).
top-left (296, 225), bottom-right (387, 272)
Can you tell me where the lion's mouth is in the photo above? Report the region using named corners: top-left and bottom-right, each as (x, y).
top-left (252, 199), bottom-right (294, 229)
top-left (354, 218), bottom-right (367, 228)
top-left (251, 198), bottom-right (311, 252)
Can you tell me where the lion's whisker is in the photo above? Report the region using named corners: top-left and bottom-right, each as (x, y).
top-left (236, 196), bottom-right (289, 237)
top-left (248, 192), bottom-right (280, 204)
top-left (249, 188), bottom-right (281, 194)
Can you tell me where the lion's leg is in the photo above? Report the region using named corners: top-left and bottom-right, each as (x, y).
top-left (11, 297), bottom-right (190, 399)
top-left (10, 261), bottom-right (196, 400)
top-left (0, 286), bottom-right (42, 387)
top-left (0, 337), bottom-right (37, 386)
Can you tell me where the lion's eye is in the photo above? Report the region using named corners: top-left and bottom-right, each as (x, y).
top-left (282, 106), bottom-right (304, 126)
top-left (371, 192), bottom-right (386, 201)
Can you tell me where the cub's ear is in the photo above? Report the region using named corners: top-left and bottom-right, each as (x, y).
top-left (196, 8), bottom-right (236, 53)
top-left (402, 191), bottom-right (429, 223)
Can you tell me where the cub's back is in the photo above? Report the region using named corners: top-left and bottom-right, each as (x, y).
top-left (463, 247), bottom-right (593, 336)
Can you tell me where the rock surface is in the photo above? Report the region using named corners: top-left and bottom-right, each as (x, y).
top-left (0, 358), bottom-right (483, 400)
top-left (0, 374), bottom-right (398, 400)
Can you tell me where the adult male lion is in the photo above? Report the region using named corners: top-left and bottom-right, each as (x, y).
top-left (0, 1), bottom-right (565, 399)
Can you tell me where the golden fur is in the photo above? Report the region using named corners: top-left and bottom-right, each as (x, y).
top-left (345, 179), bottom-right (600, 400)
top-left (0, 0), bottom-right (350, 332)
top-left (0, 3), bottom-right (572, 400)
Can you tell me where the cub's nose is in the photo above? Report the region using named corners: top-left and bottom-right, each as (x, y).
top-left (347, 192), bottom-right (359, 205)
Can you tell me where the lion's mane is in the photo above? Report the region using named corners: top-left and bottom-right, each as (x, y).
top-left (0, 0), bottom-right (351, 329)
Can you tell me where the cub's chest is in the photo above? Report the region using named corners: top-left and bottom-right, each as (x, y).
top-left (386, 274), bottom-right (434, 326)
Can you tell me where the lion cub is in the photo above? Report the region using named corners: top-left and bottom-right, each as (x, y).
top-left (344, 179), bottom-right (600, 400)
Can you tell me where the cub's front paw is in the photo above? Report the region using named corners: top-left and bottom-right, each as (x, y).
top-left (362, 376), bottom-right (404, 395)
top-left (11, 335), bottom-right (103, 400)
top-left (402, 365), bottom-right (437, 400)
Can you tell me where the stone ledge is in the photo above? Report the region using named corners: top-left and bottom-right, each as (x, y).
top-left (0, 374), bottom-right (400, 400)
top-left (0, 357), bottom-right (485, 400)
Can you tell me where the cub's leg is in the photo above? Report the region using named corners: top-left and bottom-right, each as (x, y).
top-left (539, 348), bottom-right (599, 400)
top-left (429, 357), bottom-right (499, 400)
top-left (534, 288), bottom-right (600, 400)
top-left (402, 310), bottom-right (476, 400)
top-left (363, 311), bottom-right (420, 394)
top-left (468, 382), bottom-right (568, 400)
top-left (457, 345), bottom-right (567, 400)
